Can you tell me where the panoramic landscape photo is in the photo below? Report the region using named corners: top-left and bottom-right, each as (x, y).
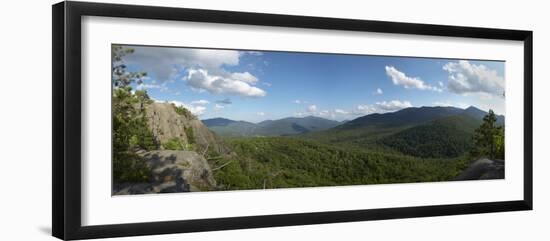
top-left (112, 44), bottom-right (505, 195)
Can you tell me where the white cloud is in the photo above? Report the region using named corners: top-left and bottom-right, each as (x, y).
top-left (443, 60), bottom-right (504, 97)
top-left (352, 105), bottom-right (377, 115)
top-left (135, 83), bottom-right (164, 91)
top-left (213, 104), bottom-right (225, 111)
top-left (385, 66), bottom-right (441, 92)
top-left (246, 51), bottom-right (263, 56)
top-left (190, 99), bottom-right (209, 105)
top-left (334, 109), bottom-right (349, 115)
top-left (186, 68), bottom-right (266, 97)
top-left (257, 112), bottom-right (266, 116)
top-left (307, 105), bottom-right (317, 113)
top-left (167, 100), bottom-right (206, 116)
top-left (433, 101), bottom-right (469, 109)
top-left (124, 47), bottom-right (240, 81)
top-left (293, 99), bottom-right (309, 104)
top-left (121, 46), bottom-right (267, 97)
top-left (230, 72), bottom-right (258, 84)
top-left (319, 110), bottom-right (330, 116)
top-left (375, 88), bottom-right (383, 95)
top-left (375, 100), bottom-right (413, 111)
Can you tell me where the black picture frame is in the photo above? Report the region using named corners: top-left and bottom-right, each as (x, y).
top-left (52, 1), bottom-right (533, 240)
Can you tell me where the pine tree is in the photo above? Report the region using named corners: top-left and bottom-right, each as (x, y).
top-left (471, 110), bottom-right (504, 159)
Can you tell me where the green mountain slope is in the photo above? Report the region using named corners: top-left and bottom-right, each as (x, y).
top-left (340, 106), bottom-right (464, 129)
top-left (256, 116), bottom-right (340, 136)
top-left (300, 106), bottom-right (503, 157)
top-left (202, 118), bottom-right (260, 137)
top-left (379, 114), bottom-right (482, 158)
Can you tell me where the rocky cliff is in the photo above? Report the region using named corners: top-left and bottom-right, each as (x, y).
top-left (113, 102), bottom-right (232, 195)
top-left (145, 102), bottom-right (230, 156)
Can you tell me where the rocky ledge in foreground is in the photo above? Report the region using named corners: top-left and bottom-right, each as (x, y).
top-left (454, 158), bottom-right (504, 181)
top-left (113, 150), bottom-right (216, 195)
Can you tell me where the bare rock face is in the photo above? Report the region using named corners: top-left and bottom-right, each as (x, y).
top-left (454, 158), bottom-right (505, 181)
top-left (145, 102), bottom-right (230, 155)
top-left (113, 150), bottom-right (216, 195)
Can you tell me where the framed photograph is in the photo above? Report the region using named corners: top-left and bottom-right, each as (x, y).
top-left (52, 1), bottom-right (533, 240)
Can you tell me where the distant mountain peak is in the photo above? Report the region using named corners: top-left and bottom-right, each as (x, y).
top-left (202, 117), bottom-right (237, 127)
top-left (465, 106), bottom-right (482, 111)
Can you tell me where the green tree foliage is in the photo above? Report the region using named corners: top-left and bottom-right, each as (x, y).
top-left (162, 138), bottom-right (185, 150)
top-left (471, 110), bottom-right (505, 159)
top-left (380, 114), bottom-right (481, 158)
top-left (112, 45), bottom-right (157, 183)
top-left (184, 126), bottom-right (196, 144)
top-left (210, 137), bottom-right (470, 190)
top-left (173, 103), bottom-right (195, 119)
top-left (112, 45), bottom-right (147, 88)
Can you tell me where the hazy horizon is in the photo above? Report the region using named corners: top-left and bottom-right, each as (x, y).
top-left (194, 104), bottom-right (501, 124)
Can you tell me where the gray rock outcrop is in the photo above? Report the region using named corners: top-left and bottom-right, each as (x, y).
top-left (454, 158), bottom-right (505, 181)
top-left (113, 150), bottom-right (217, 195)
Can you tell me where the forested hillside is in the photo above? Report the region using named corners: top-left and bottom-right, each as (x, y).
top-left (209, 137), bottom-right (470, 190)
top-left (379, 114), bottom-right (482, 158)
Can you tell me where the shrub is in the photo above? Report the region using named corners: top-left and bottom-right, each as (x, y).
top-left (162, 137), bottom-right (185, 150)
top-left (113, 151), bottom-right (150, 182)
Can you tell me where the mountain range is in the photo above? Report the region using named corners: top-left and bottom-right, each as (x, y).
top-left (203, 105), bottom-right (504, 159)
top-left (202, 116), bottom-right (341, 137)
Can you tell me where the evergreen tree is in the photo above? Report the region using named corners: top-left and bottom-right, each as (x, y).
top-left (112, 45), bottom-right (157, 182)
top-left (471, 110), bottom-right (504, 159)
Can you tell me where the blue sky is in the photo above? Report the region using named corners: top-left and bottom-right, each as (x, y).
top-left (119, 45), bottom-right (505, 123)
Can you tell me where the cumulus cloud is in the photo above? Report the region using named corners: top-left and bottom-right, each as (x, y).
top-left (318, 110), bottom-right (330, 116)
top-left (166, 100), bottom-right (206, 116)
top-left (375, 88), bottom-right (383, 95)
top-left (443, 60), bottom-right (504, 97)
top-left (186, 68), bottom-right (266, 97)
top-left (230, 72), bottom-right (259, 84)
top-left (307, 105), bottom-right (317, 113)
top-left (122, 46), bottom-right (266, 98)
top-left (385, 66), bottom-right (441, 92)
top-left (334, 109), bottom-right (349, 115)
top-left (375, 100), bottom-right (413, 111)
top-left (124, 47), bottom-right (240, 81)
top-left (190, 99), bottom-right (209, 105)
top-left (214, 104), bottom-right (225, 111)
top-left (294, 105), bottom-right (336, 119)
top-left (135, 83), bottom-right (163, 91)
top-left (352, 105), bottom-right (377, 115)
top-left (433, 101), bottom-right (469, 109)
